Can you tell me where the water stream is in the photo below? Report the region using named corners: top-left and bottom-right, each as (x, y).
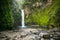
top-left (21, 9), bottom-right (25, 28)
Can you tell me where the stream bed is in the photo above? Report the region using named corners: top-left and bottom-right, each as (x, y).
top-left (0, 28), bottom-right (60, 40)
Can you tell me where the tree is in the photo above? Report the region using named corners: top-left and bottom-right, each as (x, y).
top-left (0, 0), bottom-right (14, 30)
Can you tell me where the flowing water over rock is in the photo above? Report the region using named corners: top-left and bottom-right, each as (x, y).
top-left (21, 9), bottom-right (25, 28)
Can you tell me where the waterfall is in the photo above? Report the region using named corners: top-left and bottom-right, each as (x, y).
top-left (21, 9), bottom-right (25, 28)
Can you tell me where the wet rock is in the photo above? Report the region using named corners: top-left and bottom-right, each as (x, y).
top-left (0, 38), bottom-right (7, 40)
top-left (22, 34), bottom-right (40, 40)
top-left (0, 33), bottom-right (7, 38)
top-left (53, 34), bottom-right (60, 40)
top-left (20, 31), bottom-right (29, 38)
top-left (0, 28), bottom-right (54, 40)
top-left (6, 37), bottom-right (11, 40)
top-left (0, 33), bottom-right (8, 40)
top-left (43, 34), bottom-right (50, 39)
top-left (39, 31), bottom-right (48, 37)
top-left (30, 29), bottom-right (39, 35)
top-left (12, 35), bottom-right (21, 40)
top-left (48, 28), bottom-right (60, 40)
top-left (39, 30), bottom-right (50, 39)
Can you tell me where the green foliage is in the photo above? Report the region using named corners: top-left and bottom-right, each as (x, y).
top-left (25, 0), bottom-right (60, 27)
top-left (54, 0), bottom-right (60, 27)
top-left (0, 0), bottom-right (14, 30)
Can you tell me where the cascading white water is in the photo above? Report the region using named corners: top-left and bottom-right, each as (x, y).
top-left (21, 9), bottom-right (25, 28)
top-left (13, 0), bottom-right (25, 28)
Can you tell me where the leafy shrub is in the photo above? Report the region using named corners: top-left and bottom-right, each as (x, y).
top-left (0, 0), bottom-right (14, 30)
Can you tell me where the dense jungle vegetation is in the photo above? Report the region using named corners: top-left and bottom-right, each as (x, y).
top-left (24, 0), bottom-right (60, 28)
top-left (0, 0), bottom-right (14, 30)
top-left (0, 0), bottom-right (60, 30)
